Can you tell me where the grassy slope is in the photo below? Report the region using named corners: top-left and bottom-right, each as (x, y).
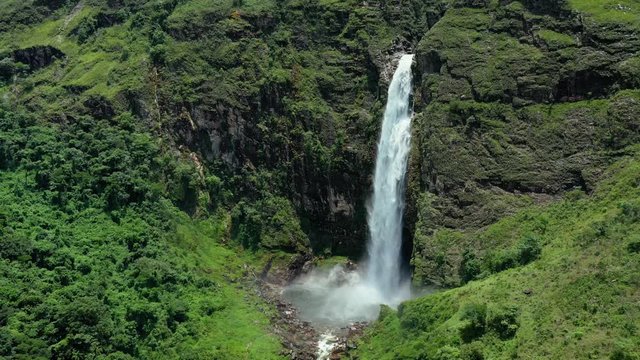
top-left (568, 0), bottom-right (640, 25)
top-left (355, 147), bottom-right (640, 359)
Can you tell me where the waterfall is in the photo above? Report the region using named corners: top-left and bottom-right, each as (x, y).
top-left (365, 54), bottom-right (414, 300)
top-left (282, 55), bottom-right (416, 338)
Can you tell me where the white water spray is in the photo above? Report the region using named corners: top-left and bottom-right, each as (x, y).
top-left (283, 57), bottom-right (416, 356)
top-left (365, 54), bottom-right (414, 301)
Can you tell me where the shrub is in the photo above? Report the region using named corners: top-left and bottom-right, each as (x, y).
top-left (459, 249), bottom-right (481, 283)
top-left (460, 342), bottom-right (484, 360)
top-left (0, 234), bottom-right (33, 261)
top-left (610, 348), bottom-right (640, 360)
top-left (231, 196), bottom-right (309, 252)
top-left (150, 45), bottom-right (167, 65)
top-left (167, 299), bottom-right (189, 331)
top-left (517, 233), bottom-right (541, 265)
top-left (436, 345), bottom-right (461, 360)
top-left (459, 303), bottom-right (487, 343)
top-left (74, 16), bottom-right (98, 42)
top-left (0, 57), bottom-right (28, 81)
top-left (619, 201), bottom-right (640, 223)
top-left (486, 305), bottom-right (519, 339)
top-left (378, 304), bottom-right (395, 321)
top-left (489, 234), bottom-right (541, 273)
top-left (205, 175), bottom-right (224, 208)
top-left (489, 249), bottom-right (518, 272)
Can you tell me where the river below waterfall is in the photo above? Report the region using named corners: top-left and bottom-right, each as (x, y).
top-left (282, 263), bottom-right (438, 359)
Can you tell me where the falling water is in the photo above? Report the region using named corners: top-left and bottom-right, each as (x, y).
top-left (283, 56), bottom-right (416, 359)
top-left (365, 54), bottom-right (414, 301)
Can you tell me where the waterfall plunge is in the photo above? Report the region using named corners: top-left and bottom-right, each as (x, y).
top-left (283, 55), bottom-right (415, 333)
top-left (365, 54), bottom-right (414, 301)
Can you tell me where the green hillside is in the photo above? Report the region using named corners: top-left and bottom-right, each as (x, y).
top-left (356, 148), bottom-right (640, 359)
top-left (0, 108), bottom-right (282, 359)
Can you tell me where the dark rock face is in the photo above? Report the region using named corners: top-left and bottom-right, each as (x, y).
top-left (408, 2), bottom-right (640, 286)
top-left (12, 46), bottom-right (65, 72)
top-left (174, 102), bottom-right (253, 166)
top-left (83, 96), bottom-right (115, 120)
top-left (172, 97), bottom-right (370, 256)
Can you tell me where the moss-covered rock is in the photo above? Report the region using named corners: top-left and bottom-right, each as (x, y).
top-left (408, 0), bottom-right (640, 285)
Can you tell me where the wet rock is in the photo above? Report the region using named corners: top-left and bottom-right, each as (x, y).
top-left (287, 253), bottom-right (314, 283)
top-left (259, 280), bottom-right (318, 360)
top-left (344, 260), bottom-right (358, 271)
top-left (369, 38), bottom-right (412, 87)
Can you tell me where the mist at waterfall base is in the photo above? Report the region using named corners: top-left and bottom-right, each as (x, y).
top-left (283, 55), bottom-right (418, 329)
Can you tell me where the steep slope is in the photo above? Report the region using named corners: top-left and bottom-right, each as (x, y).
top-left (1, 0), bottom-right (437, 257)
top-left (356, 148), bottom-right (640, 359)
top-left (0, 1), bottom-right (434, 358)
top-left (2, 0), bottom-right (640, 359)
top-left (406, 0), bottom-right (640, 286)
top-left (0, 109), bottom-right (282, 358)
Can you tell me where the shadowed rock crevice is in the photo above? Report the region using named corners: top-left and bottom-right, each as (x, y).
top-left (12, 46), bottom-right (65, 72)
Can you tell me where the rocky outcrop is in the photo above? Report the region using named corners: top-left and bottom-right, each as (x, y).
top-left (12, 46), bottom-right (65, 72)
top-left (83, 96), bottom-right (115, 120)
top-left (160, 1), bottom-right (419, 257)
top-left (172, 97), bottom-right (370, 255)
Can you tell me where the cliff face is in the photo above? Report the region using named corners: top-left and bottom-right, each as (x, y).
top-left (355, 3), bottom-right (640, 358)
top-left (407, 0), bottom-right (640, 286)
top-left (152, 0), bottom-right (442, 256)
top-left (2, 1), bottom-right (640, 359)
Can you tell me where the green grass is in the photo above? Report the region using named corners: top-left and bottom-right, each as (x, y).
top-left (537, 29), bottom-right (577, 49)
top-left (569, 0), bottom-right (640, 26)
top-left (0, 5), bottom-right (93, 53)
top-left (356, 148), bottom-right (640, 359)
top-left (146, 213), bottom-right (284, 359)
top-left (168, 0), bottom-right (276, 26)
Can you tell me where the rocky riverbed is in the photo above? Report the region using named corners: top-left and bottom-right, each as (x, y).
top-left (257, 255), bottom-right (370, 360)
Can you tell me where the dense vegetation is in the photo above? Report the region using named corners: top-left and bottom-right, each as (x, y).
top-left (1, 0), bottom-right (639, 359)
top-left (0, 107), bottom-right (282, 359)
top-left (0, 0), bottom-right (420, 357)
top-left (0, 0), bottom-right (440, 256)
